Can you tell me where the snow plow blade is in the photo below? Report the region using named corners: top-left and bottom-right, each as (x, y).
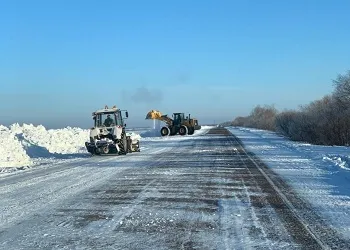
top-left (85, 135), bottom-right (140, 156)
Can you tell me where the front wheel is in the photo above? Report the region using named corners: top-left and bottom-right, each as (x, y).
top-left (160, 127), bottom-right (170, 136)
top-left (179, 125), bottom-right (188, 136)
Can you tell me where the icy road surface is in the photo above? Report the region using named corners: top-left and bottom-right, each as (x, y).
top-left (0, 128), bottom-right (349, 249)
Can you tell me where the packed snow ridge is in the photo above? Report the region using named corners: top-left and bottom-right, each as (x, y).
top-left (0, 123), bottom-right (210, 172)
top-left (0, 123), bottom-right (143, 171)
top-left (0, 123), bottom-right (90, 170)
top-left (0, 125), bottom-right (32, 168)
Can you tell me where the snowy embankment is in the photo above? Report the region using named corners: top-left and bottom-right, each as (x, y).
top-left (0, 124), bottom-right (90, 172)
top-left (0, 123), bottom-right (212, 173)
top-left (228, 126), bottom-right (350, 239)
top-left (0, 124), bottom-right (141, 172)
top-left (0, 125), bottom-right (32, 168)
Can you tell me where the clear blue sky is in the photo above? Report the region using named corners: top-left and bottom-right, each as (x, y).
top-left (1, 0), bottom-right (349, 128)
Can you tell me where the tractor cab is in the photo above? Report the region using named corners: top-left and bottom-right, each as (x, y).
top-left (92, 106), bottom-right (128, 130)
top-left (86, 105), bottom-right (139, 155)
top-left (94, 111), bottom-right (123, 128)
top-left (173, 113), bottom-right (185, 126)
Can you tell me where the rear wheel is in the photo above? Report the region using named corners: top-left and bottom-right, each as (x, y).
top-left (135, 141), bottom-right (140, 152)
top-left (160, 126), bottom-right (170, 136)
top-left (92, 147), bottom-right (100, 155)
top-left (179, 125), bottom-right (188, 136)
top-left (126, 136), bottom-right (132, 153)
top-left (94, 147), bottom-right (102, 155)
top-left (118, 131), bottom-right (127, 155)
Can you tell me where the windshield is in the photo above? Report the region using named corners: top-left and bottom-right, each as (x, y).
top-left (94, 112), bottom-right (123, 127)
top-left (173, 113), bottom-right (184, 124)
top-left (102, 114), bottom-right (115, 127)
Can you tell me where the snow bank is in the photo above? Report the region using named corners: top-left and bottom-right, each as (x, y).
top-left (0, 125), bottom-right (32, 169)
top-left (0, 123), bottom-right (90, 171)
top-left (0, 122), bottom-right (209, 172)
top-left (323, 155), bottom-right (350, 171)
top-left (10, 123), bottom-right (89, 155)
top-left (0, 123), bottom-right (144, 172)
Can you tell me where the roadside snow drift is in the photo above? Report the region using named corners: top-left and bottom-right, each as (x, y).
top-left (0, 125), bottom-right (32, 168)
top-left (0, 124), bottom-right (90, 171)
top-left (11, 123), bottom-right (89, 155)
top-left (0, 123), bottom-right (211, 172)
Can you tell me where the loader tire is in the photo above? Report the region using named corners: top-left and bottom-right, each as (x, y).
top-left (179, 125), bottom-right (188, 136)
top-left (188, 127), bottom-right (195, 135)
top-left (118, 131), bottom-right (127, 155)
top-left (160, 126), bottom-right (170, 136)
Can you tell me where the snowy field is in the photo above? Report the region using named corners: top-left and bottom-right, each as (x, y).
top-left (0, 123), bottom-right (212, 174)
top-left (228, 126), bottom-right (350, 240)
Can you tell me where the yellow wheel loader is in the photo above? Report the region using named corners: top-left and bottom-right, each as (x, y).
top-left (145, 110), bottom-right (201, 136)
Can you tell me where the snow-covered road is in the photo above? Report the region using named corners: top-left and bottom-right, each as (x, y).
top-left (0, 127), bottom-right (349, 249)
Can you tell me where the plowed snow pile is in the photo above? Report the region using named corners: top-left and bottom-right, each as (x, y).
top-left (0, 125), bottom-right (32, 168)
top-left (0, 123), bottom-right (206, 173)
top-left (10, 123), bottom-right (89, 155)
top-left (0, 123), bottom-right (90, 171)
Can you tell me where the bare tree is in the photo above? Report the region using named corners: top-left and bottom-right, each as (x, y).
top-left (250, 105), bottom-right (278, 131)
top-left (333, 70), bottom-right (350, 108)
top-left (232, 105), bottom-right (278, 131)
top-left (232, 116), bottom-right (251, 127)
top-left (232, 70), bottom-right (350, 146)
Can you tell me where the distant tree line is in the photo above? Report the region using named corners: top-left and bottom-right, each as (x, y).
top-left (230, 70), bottom-right (350, 146)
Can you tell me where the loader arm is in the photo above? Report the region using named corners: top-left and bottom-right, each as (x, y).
top-left (145, 110), bottom-right (173, 126)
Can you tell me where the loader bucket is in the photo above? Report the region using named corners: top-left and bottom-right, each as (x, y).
top-left (145, 110), bottom-right (163, 119)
